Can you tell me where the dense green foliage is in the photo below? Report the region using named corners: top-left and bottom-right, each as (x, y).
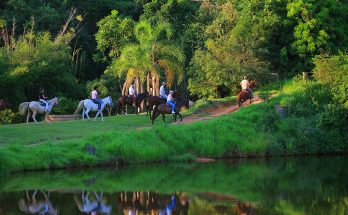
top-left (1, 0), bottom-right (346, 111)
top-left (0, 31), bottom-right (82, 106)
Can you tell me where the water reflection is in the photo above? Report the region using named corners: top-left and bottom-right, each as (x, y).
top-left (18, 190), bottom-right (58, 215)
top-left (0, 157), bottom-right (347, 214)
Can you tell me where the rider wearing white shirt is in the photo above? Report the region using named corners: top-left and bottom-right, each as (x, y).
top-left (240, 76), bottom-right (253, 98)
top-left (129, 84), bottom-right (136, 103)
top-left (167, 91), bottom-right (176, 114)
top-left (159, 82), bottom-right (167, 99)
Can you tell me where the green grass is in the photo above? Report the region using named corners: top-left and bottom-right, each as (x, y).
top-left (0, 80), bottom-right (346, 175)
top-left (0, 101), bottom-right (269, 175)
top-left (0, 114), bottom-right (150, 147)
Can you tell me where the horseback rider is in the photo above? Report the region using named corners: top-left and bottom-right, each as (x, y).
top-left (240, 76), bottom-right (253, 98)
top-left (159, 82), bottom-right (167, 99)
top-left (129, 84), bottom-right (136, 104)
top-left (39, 88), bottom-right (49, 112)
top-left (167, 91), bottom-right (176, 114)
top-left (91, 86), bottom-right (103, 110)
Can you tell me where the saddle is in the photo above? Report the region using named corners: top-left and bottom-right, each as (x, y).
top-left (90, 99), bottom-right (100, 104)
top-left (39, 101), bottom-right (50, 106)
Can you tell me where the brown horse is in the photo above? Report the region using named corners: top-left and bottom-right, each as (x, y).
top-left (146, 96), bottom-right (166, 118)
top-left (151, 99), bottom-right (189, 124)
top-left (115, 92), bottom-right (148, 115)
top-left (146, 91), bottom-right (181, 118)
top-left (237, 80), bottom-right (256, 107)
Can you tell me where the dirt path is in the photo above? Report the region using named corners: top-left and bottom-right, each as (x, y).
top-left (178, 96), bottom-right (263, 124)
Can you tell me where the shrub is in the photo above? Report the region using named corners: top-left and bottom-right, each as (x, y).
top-left (51, 96), bottom-right (80, 115)
top-left (280, 80), bottom-right (331, 117)
top-left (313, 55), bottom-right (348, 108)
top-left (0, 109), bottom-right (21, 125)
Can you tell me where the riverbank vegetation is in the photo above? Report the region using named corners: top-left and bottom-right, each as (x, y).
top-left (0, 74), bottom-right (347, 174)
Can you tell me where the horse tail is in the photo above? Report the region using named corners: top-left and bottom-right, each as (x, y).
top-left (151, 105), bottom-right (160, 124)
top-left (74, 100), bottom-right (84, 116)
top-left (19, 102), bottom-right (30, 115)
top-left (237, 92), bottom-right (242, 107)
top-left (115, 100), bottom-right (120, 115)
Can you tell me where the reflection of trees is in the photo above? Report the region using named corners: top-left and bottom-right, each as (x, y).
top-left (117, 191), bottom-right (189, 214)
top-left (1, 158), bottom-right (347, 214)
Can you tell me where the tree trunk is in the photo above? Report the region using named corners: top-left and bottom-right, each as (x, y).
top-left (135, 75), bottom-right (140, 94)
top-left (122, 80), bottom-right (128, 96)
top-left (146, 73), bottom-right (150, 94)
top-left (155, 77), bottom-right (160, 96)
top-left (152, 75), bottom-right (156, 96)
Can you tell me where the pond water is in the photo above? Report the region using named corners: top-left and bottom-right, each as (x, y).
top-left (0, 157), bottom-right (347, 215)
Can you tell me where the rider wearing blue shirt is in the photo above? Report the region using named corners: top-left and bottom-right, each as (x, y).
top-left (167, 91), bottom-right (175, 114)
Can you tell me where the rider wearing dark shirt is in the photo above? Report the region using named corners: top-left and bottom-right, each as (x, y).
top-left (39, 88), bottom-right (49, 112)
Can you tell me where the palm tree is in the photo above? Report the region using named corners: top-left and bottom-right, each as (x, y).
top-left (113, 21), bottom-right (185, 96)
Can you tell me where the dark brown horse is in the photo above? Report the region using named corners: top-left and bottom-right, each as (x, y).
top-left (151, 99), bottom-right (189, 124)
top-left (115, 92), bottom-right (148, 115)
top-left (146, 91), bottom-right (181, 118)
top-left (146, 96), bottom-right (167, 118)
top-left (237, 80), bottom-right (256, 107)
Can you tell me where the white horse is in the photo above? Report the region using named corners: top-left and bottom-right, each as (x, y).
top-left (19, 97), bottom-right (59, 124)
top-left (74, 96), bottom-right (113, 121)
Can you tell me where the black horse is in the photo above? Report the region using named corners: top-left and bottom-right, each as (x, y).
top-left (115, 92), bottom-right (148, 115)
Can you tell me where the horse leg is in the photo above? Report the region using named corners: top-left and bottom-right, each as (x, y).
top-left (82, 108), bottom-right (85, 121)
top-left (146, 104), bottom-right (149, 116)
top-left (151, 110), bottom-right (159, 124)
top-left (162, 113), bottom-right (166, 122)
top-left (174, 113), bottom-right (177, 122)
top-left (26, 108), bottom-right (31, 123)
top-left (85, 109), bottom-right (91, 121)
top-left (94, 110), bottom-right (100, 121)
top-left (100, 110), bottom-right (104, 122)
top-left (178, 113), bottom-right (183, 121)
top-left (32, 111), bottom-right (38, 124)
top-left (42, 112), bottom-right (49, 123)
top-left (134, 105), bottom-right (137, 114)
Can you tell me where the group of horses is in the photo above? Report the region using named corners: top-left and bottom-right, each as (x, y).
top-left (18, 81), bottom-right (256, 124)
top-left (18, 91), bottom-right (190, 124)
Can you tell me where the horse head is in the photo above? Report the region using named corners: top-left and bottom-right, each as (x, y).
top-left (108, 96), bottom-right (113, 107)
top-left (172, 90), bottom-right (181, 99)
top-left (50, 97), bottom-right (59, 106)
top-left (249, 80), bottom-right (256, 90)
top-left (177, 99), bottom-right (189, 109)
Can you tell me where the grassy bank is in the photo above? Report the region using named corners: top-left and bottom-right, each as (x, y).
top-left (0, 115), bottom-right (150, 147)
top-left (0, 80), bottom-right (347, 174)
